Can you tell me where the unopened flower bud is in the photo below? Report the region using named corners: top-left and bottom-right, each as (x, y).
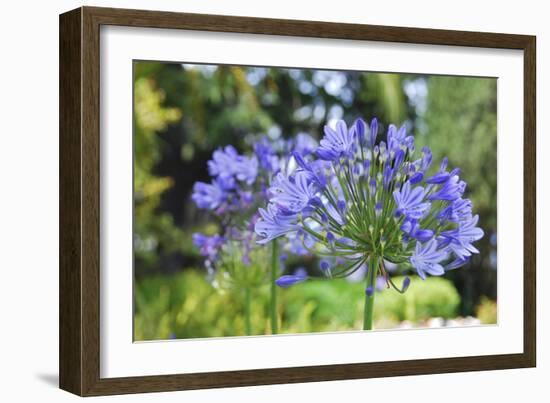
top-left (402, 276), bottom-right (411, 292)
top-left (320, 260), bottom-right (330, 272)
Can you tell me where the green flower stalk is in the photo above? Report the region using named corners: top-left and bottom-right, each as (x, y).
top-left (212, 240), bottom-right (270, 335)
top-left (270, 240), bottom-right (279, 334)
top-left (193, 136), bottom-right (319, 335)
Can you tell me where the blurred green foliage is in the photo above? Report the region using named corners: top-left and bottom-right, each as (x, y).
top-left (133, 75), bottom-right (185, 270)
top-left (414, 76), bottom-right (497, 313)
top-left (375, 276), bottom-right (460, 323)
top-left (475, 297), bottom-right (498, 324)
top-left (135, 270), bottom-right (461, 340)
top-left (418, 77), bottom-right (497, 228)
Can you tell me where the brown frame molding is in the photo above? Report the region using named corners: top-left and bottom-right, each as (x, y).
top-left (59, 6), bottom-right (536, 396)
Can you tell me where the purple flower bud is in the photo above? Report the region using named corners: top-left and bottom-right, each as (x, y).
top-left (355, 118), bottom-right (366, 145)
top-left (426, 172), bottom-right (450, 184)
top-left (276, 274), bottom-right (307, 288)
top-left (383, 164), bottom-right (393, 190)
top-left (394, 149), bottom-right (405, 170)
top-left (409, 171), bottom-right (423, 184)
top-left (310, 196), bottom-right (323, 207)
top-left (369, 178), bottom-right (377, 194)
top-left (365, 286), bottom-right (374, 296)
top-left (364, 159), bottom-right (371, 172)
top-left (327, 231), bottom-right (335, 246)
top-left (415, 229), bottom-right (435, 242)
top-left (440, 157), bottom-right (448, 172)
top-left (405, 136), bottom-right (415, 151)
top-left (421, 146), bottom-right (433, 171)
top-left (337, 199), bottom-right (347, 212)
top-left (320, 260), bottom-right (330, 271)
top-left (369, 118), bottom-right (378, 149)
top-left (402, 276), bottom-right (411, 292)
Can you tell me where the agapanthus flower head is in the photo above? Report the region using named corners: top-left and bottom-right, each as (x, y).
top-left (211, 234), bottom-right (272, 290)
top-left (255, 117), bottom-right (484, 290)
top-left (193, 134), bottom-right (319, 289)
top-left (208, 145), bottom-right (259, 185)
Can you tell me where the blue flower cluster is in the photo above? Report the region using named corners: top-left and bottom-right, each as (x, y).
top-left (254, 117), bottom-right (484, 288)
top-left (192, 134), bottom-right (318, 282)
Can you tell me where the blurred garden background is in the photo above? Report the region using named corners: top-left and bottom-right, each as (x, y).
top-left (133, 61), bottom-right (497, 340)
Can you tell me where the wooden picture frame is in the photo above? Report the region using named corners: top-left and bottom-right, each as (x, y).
top-left (59, 6), bottom-right (536, 396)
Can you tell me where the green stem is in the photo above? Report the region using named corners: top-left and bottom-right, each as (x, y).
top-left (363, 256), bottom-right (379, 330)
top-left (244, 287), bottom-right (252, 336)
top-left (270, 241), bottom-right (279, 334)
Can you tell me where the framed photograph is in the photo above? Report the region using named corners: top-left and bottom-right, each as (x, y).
top-left (59, 6), bottom-right (536, 396)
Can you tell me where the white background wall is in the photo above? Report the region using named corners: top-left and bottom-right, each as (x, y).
top-left (0, 0), bottom-right (546, 401)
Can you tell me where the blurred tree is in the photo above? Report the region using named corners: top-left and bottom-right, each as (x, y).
top-left (134, 62), bottom-right (277, 274)
top-left (133, 72), bottom-right (183, 273)
top-left (418, 76), bottom-right (497, 313)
